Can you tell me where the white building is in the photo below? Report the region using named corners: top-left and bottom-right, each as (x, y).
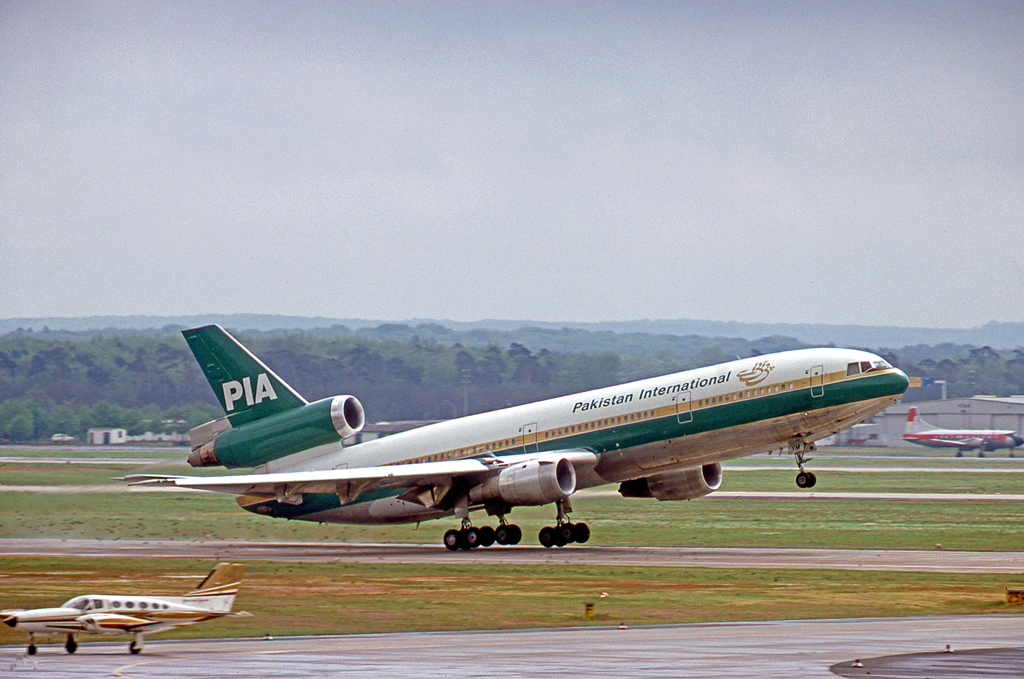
top-left (86, 428), bottom-right (128, 445)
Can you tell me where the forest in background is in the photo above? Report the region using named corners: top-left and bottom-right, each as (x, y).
top-left (1, 322), bottom-right (1022, 442)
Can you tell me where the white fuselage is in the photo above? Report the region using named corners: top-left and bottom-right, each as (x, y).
top-left (243, 347), bottom-right (907, 524)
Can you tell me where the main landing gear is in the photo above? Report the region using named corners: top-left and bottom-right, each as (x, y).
top-left (444, 518), bottom-right (523, 551)
top-left (791, 438), bottom-right (817, 488)
top-left (442, 499), bottom-right (590, 550)
top-left (129, 633), bottom-right (144, 654)
top-left (65, 633), bottom-right (77, 654)
top-left (538, 498), bottom-right (590, 548)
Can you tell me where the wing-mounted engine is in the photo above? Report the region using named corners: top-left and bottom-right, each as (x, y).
top-left (618, 462), bottom-right (722, 501)
top-left (187, 395), bottom-right (365, 468)
top-left (469, 457), bottom-right (577, 506)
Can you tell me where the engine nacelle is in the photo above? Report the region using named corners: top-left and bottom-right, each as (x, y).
top-left (470, 457), bottom-right (576, 506)
top-left (188, 395), bottom-right (365, 469)
top-left (618, 462), bottom-right (722, 501)
top-left (79, 613), bottom-right (130, 633)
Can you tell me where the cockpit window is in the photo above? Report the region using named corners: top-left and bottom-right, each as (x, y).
top-left (849, 359), bottom-right (892, 376)
top-left (66, 597), bottom-right (88, 610)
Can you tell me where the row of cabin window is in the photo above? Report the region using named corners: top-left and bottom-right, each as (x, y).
top-left (401, 378), bottom-right (815, 465)
top-left (698, 382), bottom-right (797, 407)
top-left (544, 412), bottom-right (655, 439)
top-left (69, 598), bottom-right (169, 611)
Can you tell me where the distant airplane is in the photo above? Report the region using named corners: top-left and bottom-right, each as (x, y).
top-left (127, 325), bottom-right (908, 551)
top-left (902, 406), bottom-right (1024, 452)
top-left (2, 563), bottom-right (245, 655)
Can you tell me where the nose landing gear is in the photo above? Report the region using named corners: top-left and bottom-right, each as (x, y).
top-left (790, 438), bottom-right (817, 488)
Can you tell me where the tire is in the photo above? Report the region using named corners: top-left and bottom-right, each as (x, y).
top-left (572, 522), bottom-right (591, 544)
top-left (507, 524), bottom-right (522, 545)
top-left (443, 529), bottom-right (461, 551)
top-left (539, 526), bottom-right (555, 548)
top-left (559, 524), bottom-right (575, 545)
top-left (478, 526), bottom-right (496, 547)
top-left (494, 526), bottom-right (510, 545)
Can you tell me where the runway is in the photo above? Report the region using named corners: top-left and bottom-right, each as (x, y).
top-left (3, 538), bottom-right (1023, 573)
top-left (3, 615), bottom-right (1022, 678)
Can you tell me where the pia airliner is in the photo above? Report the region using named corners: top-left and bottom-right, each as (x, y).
top-left (127, 325), bottom-right (909, 550)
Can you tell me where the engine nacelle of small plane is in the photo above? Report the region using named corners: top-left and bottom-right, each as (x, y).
top-left (617, 462), bottom-right (723, 501)
top-left (188, 395), bottom-right (365, 469)
top-left (470, 457), bottom-right (577, 506)
top-left (79, 614), bottom-right (118, 633)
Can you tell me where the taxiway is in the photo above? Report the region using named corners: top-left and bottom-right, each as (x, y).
top-left (3, 615), bottom-right (1022, 678)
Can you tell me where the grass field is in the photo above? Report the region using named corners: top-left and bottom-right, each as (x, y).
top-left (2, 558), bottom-right (1021, 646)
top-left (2, 445), bottom-right (1023, 646)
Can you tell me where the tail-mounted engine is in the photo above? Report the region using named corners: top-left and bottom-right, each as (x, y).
top-left (618, 462), bottom-right (723, 501)
top-left (188, 395), bottom-right (365, 468)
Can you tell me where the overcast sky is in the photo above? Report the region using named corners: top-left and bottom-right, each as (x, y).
top-left (2, 2), bottom-right (1022, 328)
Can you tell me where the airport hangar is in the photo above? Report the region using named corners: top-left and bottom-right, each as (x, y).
top-left (830, 395), bottom-right (1024, 449)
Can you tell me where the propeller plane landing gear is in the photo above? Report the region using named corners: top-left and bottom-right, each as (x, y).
top-left (129, 634), bottom-right (144, 654)
top-left (790, 438), bottom-right (817, 488)
top-left (65, 634), bottom-right (77, 654)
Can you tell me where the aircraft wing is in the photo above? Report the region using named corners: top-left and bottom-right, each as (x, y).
top-left (904, 434), bottom-right (974, 448)
top-left (79, 613), bottom-right (165, 633)
top-left (124, 450), bottom-right (597, 499)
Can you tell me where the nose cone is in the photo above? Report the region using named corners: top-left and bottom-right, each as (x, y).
top-left (892, 368), bottom-right (910, 395)
top-left (3, 615), bottom-right (17, 628)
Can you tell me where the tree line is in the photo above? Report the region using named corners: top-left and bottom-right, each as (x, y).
top-left (0, 325), bottom-right (1021, 442)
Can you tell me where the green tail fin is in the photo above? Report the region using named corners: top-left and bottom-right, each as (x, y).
top-left (182, 325), bottom-right (306, 425)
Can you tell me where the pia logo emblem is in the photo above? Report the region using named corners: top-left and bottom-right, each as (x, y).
top-left (223, 373), bottom-right (278, 412)
top-left (737, 360), bottom-right (774, 387)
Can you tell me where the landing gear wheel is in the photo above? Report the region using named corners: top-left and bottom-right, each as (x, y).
top-left (795, 471), bottom-right (817, 488)
top-left (558, 524), bottom-right (575, 545)
top-left (462, 527), bottom-right (481, 549)
top-left (572, 522), bottom-right (591, 544)
top-left (539, 526), bottom-right (556, 548)
top-left (443, 529), bottom-right (461, 551)
top-left (506, 524), bottom-right (522, 545)
top-left (27, 644), bottom-right (37, 656)
top-left (65, 635), bottom-right (77, 654)
top-left (494, 525), bottom-right (510, 545)
top-left (129, 640), bottom-right (141, 655)
top-left (478, 526), bottom-right (496, 547)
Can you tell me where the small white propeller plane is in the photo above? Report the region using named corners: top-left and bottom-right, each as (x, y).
top-left (2, 563), bottom-right (245, 655)
top-left (126, 325), bottom-right (909, 550)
